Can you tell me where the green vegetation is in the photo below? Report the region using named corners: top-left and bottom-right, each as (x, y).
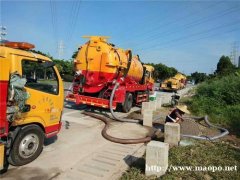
top-left (185, 56), bottom-right (240, 136)
top-left (189, 71), bottom-right (208, 84)
top-left (121, 55), bottom-right (240, 179)
top-left (31, 49), bottom-right (75, 82)
top-left (186, 73), bottom-right (240, 136)
top-left (215, 55), bottom-right (236, 76)
top-left (32, 49), bottom-right (180, 82)
top-left (53, 59), bottom-right (74, 82)
top-left (121, 141), bottom-right (240, 180)
top-left (189, 56), bottom-right (237, 84)
top-left (147, 63), bottom-right (178, 81)
top-left (72, 50), bottom-right (78, 59)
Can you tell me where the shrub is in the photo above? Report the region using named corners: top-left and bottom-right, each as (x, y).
top-left (188, 74), bottom-right (240, 136)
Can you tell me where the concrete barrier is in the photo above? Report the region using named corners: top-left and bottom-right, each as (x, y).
top-left (156, 93), bottom-right (162, 99)
top-left (164, 123), bottom-right (180, 146)
top-left (141, 102), bottom-right (151, 115)
top-left (143, 109), bottom-right (153, 127)
top-left (156, 97), bottom-right (162, 109)
top-left (145, 141), bottom-right (169, 177)
top-left (149, 101), bottom-right (157, 111)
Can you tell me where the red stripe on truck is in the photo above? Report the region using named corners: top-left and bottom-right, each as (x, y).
top-left (0, 80), bottom-right (9, 137)
top-left (45, 122), bottom-right (62, 138)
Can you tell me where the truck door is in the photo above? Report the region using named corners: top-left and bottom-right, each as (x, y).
top-left (20, 59), bottom-right (63, 137)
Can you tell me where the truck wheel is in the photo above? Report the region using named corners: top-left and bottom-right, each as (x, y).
top-left (8, 125), bottom-right (44, 166)
top-left (122, 93), bottom-right (133, 113)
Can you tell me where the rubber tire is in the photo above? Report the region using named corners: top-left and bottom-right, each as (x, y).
top-left (8, 125), bottom-right (44, 166)
top-left (122, 93), bottom-right (133, 113)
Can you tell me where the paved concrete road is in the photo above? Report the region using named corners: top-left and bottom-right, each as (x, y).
top-left (1, 85), bottom-right (194, 180)
top-left (156, 84), bottom-right (194, 104)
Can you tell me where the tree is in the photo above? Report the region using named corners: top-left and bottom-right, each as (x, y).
top-left (30, 50), bottom-right (53, 59)
top-left (72, 50), bottom-right (78, 59)
top-left (190, 71), bottom-right (208, 84)
top-left (53, 59), bottom-right (73, 75)
top-left (215, 56), bottom-right (235, 75)
top-left (147, 63), bottom-right (178, 81)
top-left (55, 63), bottom-right (63, 74)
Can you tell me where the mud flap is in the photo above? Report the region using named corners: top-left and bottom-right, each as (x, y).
top-left (0, 144), bottom-right (4, 170)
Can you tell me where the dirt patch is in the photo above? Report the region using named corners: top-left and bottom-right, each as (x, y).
top-left (180, 118), bottom-right (201, 136)
top-left (126, 110), bottom-right (143, 120)
top-left (222, 135), bottom-right (240, 148)
top-left (126, 107), bottom-right (229, 139)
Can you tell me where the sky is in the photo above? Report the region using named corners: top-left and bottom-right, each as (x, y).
top-left (1, 0), bottom-right (240, 75)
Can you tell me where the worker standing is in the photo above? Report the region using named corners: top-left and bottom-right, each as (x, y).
top-left (165, 105), bottom-right (190, 123)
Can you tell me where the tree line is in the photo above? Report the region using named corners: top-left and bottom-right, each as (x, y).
top-left (32, 49), bottom-right (181, 82)
top-left (189, 55), bottom-right (239, 84)
top-left (146, 63), bottom-right (178, 81)
top-left (31, 50), bottom-right (74, 81)
top-left (32, 50), bottom-right (239, 84)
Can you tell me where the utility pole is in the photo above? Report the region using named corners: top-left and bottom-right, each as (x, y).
top-left (0, 26), bottom-right (7, 41)
top-left (57, 40), bottom-right (64, 59)
top-left (230, 41), bottom-right (239, 66)
top-left (238, 56), bottom-right (240, 68)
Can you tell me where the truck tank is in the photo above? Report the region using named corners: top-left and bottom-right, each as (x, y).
top-left (74, 36), bottom-right (144, 94)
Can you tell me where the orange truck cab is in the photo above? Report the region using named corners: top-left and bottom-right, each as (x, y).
top-left (0, 42), bottom-right (64, 171)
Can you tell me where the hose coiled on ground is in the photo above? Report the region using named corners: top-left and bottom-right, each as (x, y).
top-left (109, 82), bottom-right (140, 123)
top-left (83, 50), bottom-right (157, 144)
top-left (181, 116), bottom-right (229, 140)
top-left (83, 111), bottom-right (156, 144)
top-left (109, 50), bottom-right (141, 123)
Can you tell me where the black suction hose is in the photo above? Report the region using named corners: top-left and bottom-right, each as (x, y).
top-left (181, 116), bottom-right (229, 140)
top-left (83, 111), bottom-right (156, 144)
top-left (109, 50), bottom-right (142, 123)
top-left (83, 50), bottom-right (158, 144)
top-left (110, 82), bottom-right (140, 123)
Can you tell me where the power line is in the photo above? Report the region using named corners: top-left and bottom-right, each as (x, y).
top-left (131, 5), bottom-right (240, 50)
top-left (141, 6), bottom-right (238, 46)
top-left (121, 2), bottom-right (222, 46)
top-left (119, 2), bottom-right (200, 43)
top-left (136, 20), bottom-right (240, 52)
top-left (64, 1), bottom-right (81, 57)
top-left (67, 1), bottom-right (81, 45)
top-left (122, 3), bottom-right (225, 44)
top-left (50, 0), bottom-right (58, 51)
top-left (138, 27), bottom-right (240, 55)
top-left (65, 1), bottom-right (77, 43)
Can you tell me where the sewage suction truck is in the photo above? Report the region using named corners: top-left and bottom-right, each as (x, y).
top-left (66, 36), bottom-right (154, 112)
top-left (0, 41), bottom-right (64, 171)
top-left (160, 73), bottom-right (187, 91)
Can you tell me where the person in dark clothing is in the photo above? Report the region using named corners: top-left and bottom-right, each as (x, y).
top-left (165, 105), bottom-right (190, 123)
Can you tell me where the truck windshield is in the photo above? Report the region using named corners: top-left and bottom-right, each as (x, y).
top-left (22, 60), bottom-right (59, 95)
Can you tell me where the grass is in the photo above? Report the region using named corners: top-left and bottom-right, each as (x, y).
top-left (183, 74), bottom-right (240, 137)
top-left (39, 79), bottom-right (58, 85)
top-left (121, 73), bottom-right (240, 179)
top-left (120, 141), bottom-right (240, 180)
